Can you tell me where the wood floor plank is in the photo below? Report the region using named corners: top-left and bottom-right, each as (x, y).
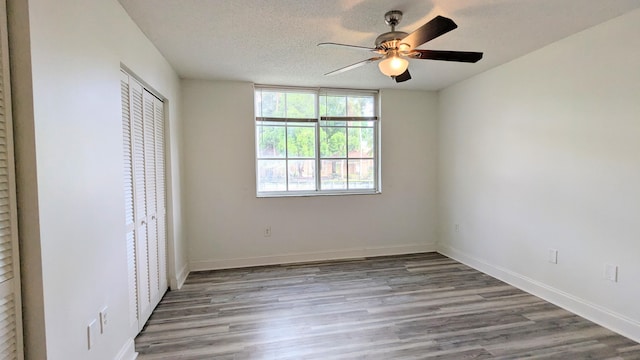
top-left (136, 253), bottom-right (640, 359)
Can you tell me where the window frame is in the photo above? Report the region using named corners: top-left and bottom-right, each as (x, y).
top-left (255, 85), bottom-right (381, 197)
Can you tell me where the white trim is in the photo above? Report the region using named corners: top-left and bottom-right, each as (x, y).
top-left (257, 190), bottom-right (380, 198)
top-left (115, 338), bottom-right (138, 360)
top-left (190, 243), bottom-right (436, 271)
top-left (437, 244), bottom-right (640, 343)
top-left (174, 262), bottom-right (189, 290)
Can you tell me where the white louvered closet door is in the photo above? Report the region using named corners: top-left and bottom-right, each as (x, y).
top-left (130, 77), bottom-right (152, 328)
top-left (0, 1), bottom-right (24, 358)
top-left (121, 71), bottom-right (139, 329)
top-left (121, 71), bottom-right (167, 333)
top-left (154, 99), bottom-right (167, 292)
top-left (142, 90), bottom-right (160, 307)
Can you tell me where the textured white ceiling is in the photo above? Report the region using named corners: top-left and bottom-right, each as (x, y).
top-left (118, 0), bottom-right (640, 91)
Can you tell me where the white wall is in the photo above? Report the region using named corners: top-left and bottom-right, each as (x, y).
top-left (182, 80), bottom-right (438, 269)
top-left (438, 9), bottom-right (640, 342)
top-left (9, 0), bottom-right (185, 359)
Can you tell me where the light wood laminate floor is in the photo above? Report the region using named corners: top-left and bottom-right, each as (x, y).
top-left (135, 253), bottom-right (640, 359)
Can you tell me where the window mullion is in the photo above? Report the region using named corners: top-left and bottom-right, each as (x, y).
top-left (315, 92), bottom-right (321, 192)
top-left (344, 96), bottom-right (350, 190)
top-left (284, 93), bottom-right (289, 191)
top-left (345, 121), bottom-right (350, 190)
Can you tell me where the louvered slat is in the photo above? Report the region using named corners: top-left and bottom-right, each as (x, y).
top-left (131, 81), bottom-right (146, 222)
top-left (126, 230), bottom-right (137, 325)
top-left (143, 92), bottom-right (156, 215)
top-left (0, 293), bottom-right (16, 358)
top-left (121, 72), bottom-right (134, 228)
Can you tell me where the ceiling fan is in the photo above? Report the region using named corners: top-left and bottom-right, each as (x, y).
top-left (318, 11), bottom-right (483, 83)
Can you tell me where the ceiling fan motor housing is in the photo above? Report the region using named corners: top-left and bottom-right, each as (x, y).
top-left (375, 33), bottom-right (409, 50)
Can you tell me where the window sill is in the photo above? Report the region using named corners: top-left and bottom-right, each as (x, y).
top-left (256, 190), bottom-right (381, 198)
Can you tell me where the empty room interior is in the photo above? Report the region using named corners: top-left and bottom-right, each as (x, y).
top-left (3, 0), bottom-right (640, 359)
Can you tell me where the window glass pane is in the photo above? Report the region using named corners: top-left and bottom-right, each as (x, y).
top-left (257, 160), bottom-right (286, 192)
top-left (288, 160), bottom-right (315, 191)
top-left (347, 96), bottom-right (375, 117)
top-left (348, 127), bottom-right (374, 158)
top-left (320, 127), bottom-right (346, 158)
top-left (348, 159), bottom-right (374, 189)
top-left (320, 95), bottom-right (347, 117)
top-left (287, 125), bottom-right (316, 158)
top-left (258, 91), bottom-right (286, 118)
top-left (256, 125), bottom-right (286, 158)
top-left (286, 92), bottom-right (316, 118)
top-left (321, 120), bottom-right (347, 126)
top-left (320, 159), bottom-right (347, 190)
top-left (257, 120), bottom-right (286, 126)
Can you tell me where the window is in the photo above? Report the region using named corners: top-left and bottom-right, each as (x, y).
top-left (255, 86), bottom-right (379, 196)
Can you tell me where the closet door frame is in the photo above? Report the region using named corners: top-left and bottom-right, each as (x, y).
top-left (0, 0), bottom-right (24, 358)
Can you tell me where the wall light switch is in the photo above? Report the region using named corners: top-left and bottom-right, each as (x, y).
top-left (99, 306), bottom-right (108, 333)
top-left (548, 249), bottom-right (558, 264)
top-left (87, 319), bottom-right (98, 350)
top-left (605, 264), bottom-right (618, 282)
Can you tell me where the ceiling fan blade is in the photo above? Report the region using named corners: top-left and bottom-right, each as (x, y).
top-left (394, 69), bottom-right (412, 83)
top-left (400, 15), bottom-right (458, 49)
top-left (414, 50), bottom-right (483, 63)
top-left (324, 57), bottom-right (382, 76)
top-left (317, 42), bottom-right (378, 52)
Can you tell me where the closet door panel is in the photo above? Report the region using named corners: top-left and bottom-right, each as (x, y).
top-left (130, 79), bottom-right (151, 324)
top-left (143, 91), bottom-right (159, 304)
top-left (120, 72), bottom-right (138, 327)
top-left (154, 98), bottom-right (167, 291)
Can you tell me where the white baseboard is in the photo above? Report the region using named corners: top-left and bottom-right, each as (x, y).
top-left (189, 243), bottom-right (436, 271)
top-left (438, 244), bottom-right (640, 343)
top-left (115, 338), bottom-right (138, 360)
top-left (175, 262), bottom-right (189, 289)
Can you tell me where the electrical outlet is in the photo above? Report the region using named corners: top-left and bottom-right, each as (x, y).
top-left (264, 226), bottom-right (271, 237)
top-left (605, 264), bottom-right (618, 282)
top-left (454, 224), bottom-right (460, 232)
top-left (87, 319), bottom-right (98, 350)
top-left (548, 249), bottom-right (558, 264)
top-left (99, 306), bottom-right (108, 333)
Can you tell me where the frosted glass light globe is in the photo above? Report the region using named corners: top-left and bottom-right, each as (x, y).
top-left (378, 54), bottom-right (409, 77)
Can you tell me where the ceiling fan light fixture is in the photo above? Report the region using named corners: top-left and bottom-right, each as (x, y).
top-left (378, 53), bottom-right (408, 77)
